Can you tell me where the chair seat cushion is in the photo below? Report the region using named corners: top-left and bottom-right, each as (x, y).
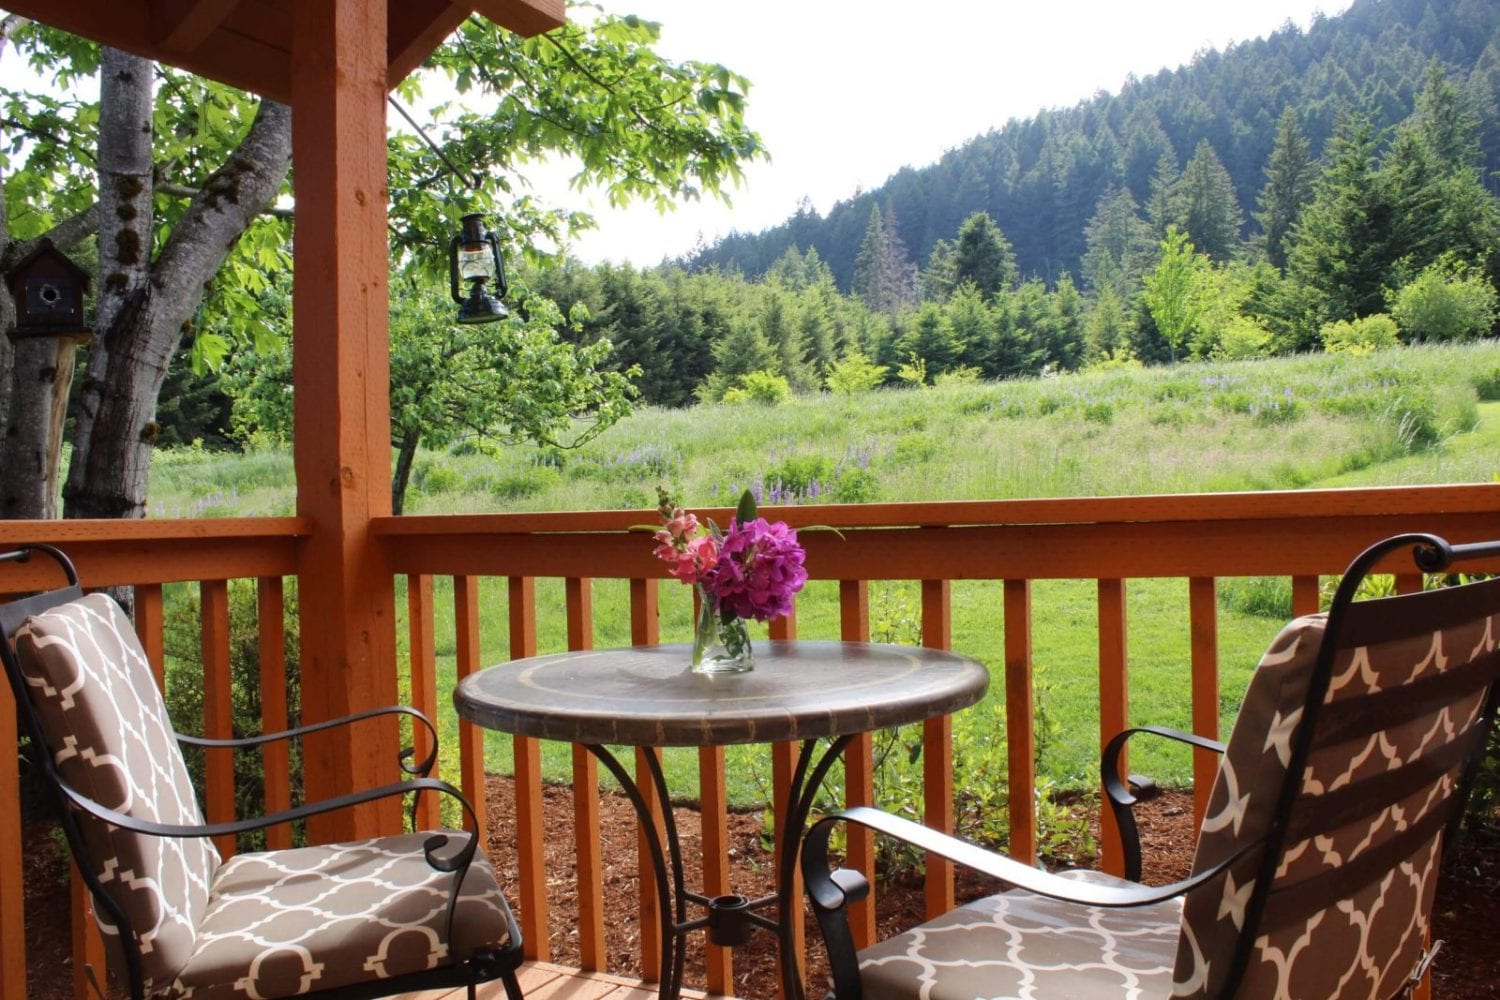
top-left (856, 870), bottom-right (1181, 1000)
top-left (163, 832), bottom-right (514, 999)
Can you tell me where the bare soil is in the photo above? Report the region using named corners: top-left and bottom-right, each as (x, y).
top-left (22, 781), bottom-right (1500, 999)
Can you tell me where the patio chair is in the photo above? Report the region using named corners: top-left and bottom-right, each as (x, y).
top-left (0, 544), bottom-right (525, 1000)
top-left (803, 532), bottom-right (1500, 999)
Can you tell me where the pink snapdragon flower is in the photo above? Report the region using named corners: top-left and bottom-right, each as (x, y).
top-left (653, 507), bottom-right (720, 583)
top-left (704, 517), bottom-right (808, 621)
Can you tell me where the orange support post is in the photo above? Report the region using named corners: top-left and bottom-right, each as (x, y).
top-left (509, 576), bottom-right (548, 961)
top-left (839, 579), bottom-right (878, 949)
top-left (1097, 579), bottom-right (1129, 877)
top-left (1188, 578), bottom-right (1219, 833)
top-left (566, 578), bottom-right (606, 970)
top-left (258, 577), bottom-right (293, 849)
top-left (291, 0), bottom-right (400, 843)
top-left (630, 578), bottom-right (664, 980)
top-left (921, 579), bottom-right (955, 921)
top-left (201, 579), bottom-right (236, 858)
top-left (405, 575), bottom-right (441, 833)
top-left (454, 576), bottom-right (486, 839)
top-left (0, 677), bottom-right (25, 998)
top-left (134, 582), bottom-right (165, 691)
top-left (1004, 579), bottom-right (1036, 865)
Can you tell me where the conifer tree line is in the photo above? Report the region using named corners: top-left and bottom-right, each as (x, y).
top-left (529, 57), bottom-right (1499, 407)
top-left (522, 0), bottom-right (1500, 406)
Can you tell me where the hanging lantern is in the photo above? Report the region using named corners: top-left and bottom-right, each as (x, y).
top-left (449, 213), bottom-right (508, 325)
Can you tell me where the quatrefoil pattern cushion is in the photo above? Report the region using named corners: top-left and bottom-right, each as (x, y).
top-left (15, 593), bottom-right (219, 993)
top-left (166, 833), bottom-right (514, 999)
top-left (856, 869), bottom-right (1182, 999)
top-left (1175, 583), bottom-right (1500, 999)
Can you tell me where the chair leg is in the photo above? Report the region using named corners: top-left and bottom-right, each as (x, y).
top-left (502, 970), bottom-right (524, 1000)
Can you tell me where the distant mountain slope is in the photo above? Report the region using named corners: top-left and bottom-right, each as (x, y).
top-left (687, 0), bottom-right (1500, 289)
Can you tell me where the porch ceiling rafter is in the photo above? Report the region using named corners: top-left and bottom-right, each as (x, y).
top-left (0, 0), bottom-right (564, 101)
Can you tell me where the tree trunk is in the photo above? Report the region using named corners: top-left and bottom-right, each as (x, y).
top-left (391, 426), bottom-right (421, 516)
top-left (64, 58), bottom-right (292, 519)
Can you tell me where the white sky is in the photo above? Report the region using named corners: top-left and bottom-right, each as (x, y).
top-left (555, 0), bottom-right (1354, 266)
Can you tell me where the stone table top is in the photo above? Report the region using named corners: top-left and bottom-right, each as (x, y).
top-left (454, 639), bottom-right (990, 747)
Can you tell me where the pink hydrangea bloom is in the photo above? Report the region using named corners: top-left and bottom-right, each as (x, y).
top-left (704, 517), bottom-right (807, 621)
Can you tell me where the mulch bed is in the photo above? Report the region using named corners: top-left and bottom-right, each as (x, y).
top-left (21, 779), bottom-right (1500, 998)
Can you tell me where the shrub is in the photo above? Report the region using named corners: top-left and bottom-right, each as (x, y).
top-left (831, 468), bottom-right (881, 503)
top-left (723, 370), bottom-right (792, 405)
top-left (1218, 576), bottom-right (1293, 619)
top-left (1081, 401), bottom-right (1114, 425)
top-left (824, 351), bottom-right (887, 395)
top-left (489, 465), bottom-right (561, 501)
top-left (934, 365), bottom-right (982, 386)
top-left (1321, 314), bottom-right (1400, 355)
top-left (1475, 367), bottom-right (1500, 402)
top-left (764, 454), bottom-right (836, 498)
top-left (1214, 316), bottom-right (1273, 360)
top-left (1390, 261), bottom-right (1499, 343)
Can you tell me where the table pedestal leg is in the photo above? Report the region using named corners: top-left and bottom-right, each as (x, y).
top-left (586, 735), bottom-right (854, 1000)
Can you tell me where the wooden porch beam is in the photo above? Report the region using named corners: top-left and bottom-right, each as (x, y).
top-left (290, 0), bottom-right (401, 842)
top-left (151, 0), bottom-right (239, 51)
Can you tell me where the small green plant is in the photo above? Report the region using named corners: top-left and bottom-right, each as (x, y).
top-left (896, 354), bottom-right (928, 387)
top-left (825, 351), bottom-right (888, 395)
top-left (1390, 259), bottom-right (1499, 343)
top-left (831, 468), bottom-right (881, 504)
top-left (1321, 314), bottom-right (1400, 355)
top-left (723, 370), bottom-right (793, 405)
top-left (1218, 576), bottom-right (1293, 618)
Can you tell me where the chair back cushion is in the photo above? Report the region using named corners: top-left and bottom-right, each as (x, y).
top-left (15, 593), bottom-right (220, 992)
top-left (1174, 577), bottom-right (1500, 998)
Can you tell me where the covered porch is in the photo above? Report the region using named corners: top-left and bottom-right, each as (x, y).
top-left (0, 1), bottom-right (1498, 998)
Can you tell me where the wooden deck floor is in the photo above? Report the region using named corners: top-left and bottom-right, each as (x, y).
top-left (399, 961), bottom-right (729, 999)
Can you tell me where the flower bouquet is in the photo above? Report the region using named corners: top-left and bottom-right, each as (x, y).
top-left (653, 487), bottom-right (808, 673)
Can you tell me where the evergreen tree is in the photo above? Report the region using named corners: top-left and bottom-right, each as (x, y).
top-left (1287, 111), bottom-right (1395, 325)
top-left (952, 211), bottom-right (1019, 300)
top-left (897, 302), bottom-right (963, 376)
top-left (1081, 187), bottom-right (1157, 299)
top-left (1175, 139), bottom-right (1244, 260)
top-left (919, 238), bottom-right (959, 303)
top-left (1084, 284), bottom-right (1135, 361)
top-left (1146, 151), bottom-right (1181, 237)
top-left (851, 204), bottom-right (918, 315)
top-left (943, 283), bottom-right (996, 370)
top-left (1256, 107), bottom-right (1315, 269)
top-left (1047, 275), bottom-right (1088, 371)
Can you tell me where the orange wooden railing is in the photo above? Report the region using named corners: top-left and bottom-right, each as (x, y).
top-left (3, 483), bottom-right (1499, 997)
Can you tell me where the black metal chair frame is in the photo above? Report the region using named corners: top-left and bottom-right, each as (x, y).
top-left (1, 543), bottom-right (525, 1000)
top-left (802, 532), bottom-right (1500, 999)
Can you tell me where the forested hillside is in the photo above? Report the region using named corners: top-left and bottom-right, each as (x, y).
top-left (688, 0), bottom-right (1500, 288)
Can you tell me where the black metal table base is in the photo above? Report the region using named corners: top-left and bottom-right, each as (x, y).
top-left (585, 734), bottom-right (854, 1000)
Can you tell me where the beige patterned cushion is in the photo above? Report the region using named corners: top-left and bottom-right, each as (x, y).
top-left (856, 870), bottom-right (1182, 998)
top-left (1175, 588), bottom-right (1498, 998)
top-left (166, 833), bottom-right (514, 999)
top-left (15, 593), bottom-right (219, 993)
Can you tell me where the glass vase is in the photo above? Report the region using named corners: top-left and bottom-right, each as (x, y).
top-left (691, 586), bottom-right (754, 674)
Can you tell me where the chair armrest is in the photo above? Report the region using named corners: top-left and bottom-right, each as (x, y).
top-left (1102, 725), bottom-right (1225, 882)
top-left (802, 805), bottom-right (1255, 1000)
top-left (175, 705), bottom-right (440, 777)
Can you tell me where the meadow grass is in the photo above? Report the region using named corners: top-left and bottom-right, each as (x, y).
top-left (151, 342), bottom-right (1500, 806)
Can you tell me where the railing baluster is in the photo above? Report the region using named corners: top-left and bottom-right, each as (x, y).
top-left (403, 575), bottom-right (439, 833)
top-left (134, 583), bottom-right (165, 690)
top-left (1189, 577), bottom-right (1220, 833)
top-left (258, 577), bottom-right (293, 849)
top-left (839, 579), bottom-right (878, 949)
top-left (508, 575), bottom-right (548, 962)
top-left (0, 670), bottom-right (25, 999)
top-left (699, 744), bottom-right (732, 993)
top-left (1097, 579), bottom-right (1129, 877)
top-left (566, 578), bottom-right (607, 971)
top-left (920, 579), bottom-right (954, 921)
top-left (629, 578), bottom-right (664, 981)
top-left (70, 863), bottom-right (105, 1000)
top-left (1004, 579), bottom-right (1036, 865)
top-left (769, 608), bottom-right (802, 999)
top-left (1292, 574), bottom-right (1321, 617)
top-left (200, 579), bottom-right (235, 858)
top-left (453, 575), bottom-right (487, 839)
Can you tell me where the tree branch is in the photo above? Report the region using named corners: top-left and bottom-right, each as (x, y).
top-left (1, 117), bottom-right (98, 166)
top-left (0, 202), bottom-right (100, 272)
top-left (0, 13), bottom-right (28, 61)
top-left (156, 181), bottom-right (294, 219)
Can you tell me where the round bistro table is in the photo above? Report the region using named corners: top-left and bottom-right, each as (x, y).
top-left (454, 639), bottom-right (989, 1000)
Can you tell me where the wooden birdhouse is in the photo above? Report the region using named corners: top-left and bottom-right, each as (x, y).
top-left (5, 239), bottom-right (91, 341)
